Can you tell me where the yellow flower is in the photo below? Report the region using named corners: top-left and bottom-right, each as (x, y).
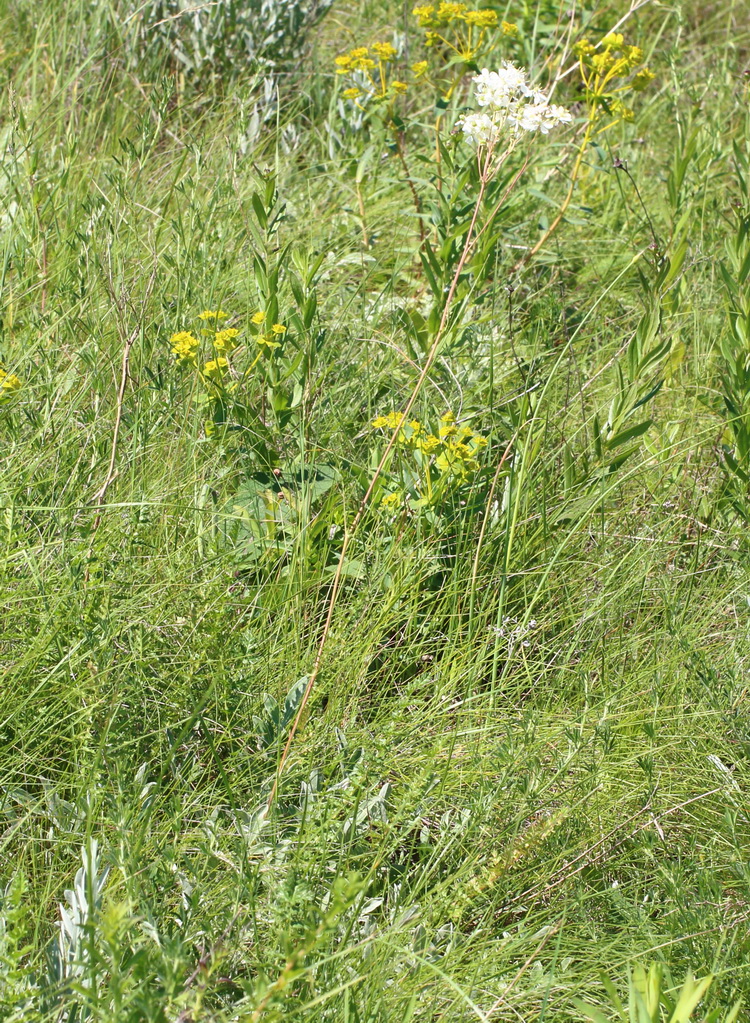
top-left (198, 309), bottom-right (228, 321)
top-left (411, 60), bottom-right (428, 77)
top-left (170, 330), bottom-right (198, 345)
top-left (632, 66), bottom-right (655, 90)
top-left (464, 10), bottom-right (498, 27)
top-left (416, 434), bottom-right (441, 454)
top-left (372, 41), bottom-right (398, 62)
top-left (213, 327), bottom-right (240, 352)
top-left (610, 99), bottom-right (634, 121)
top-left (251, 310), bottom-right (266, 325)
top-left (372, 411), bottom-right (403, 430)
top-left (501, 20), bottom-right (519, 35)
top-left (435, 430), bottom-right (484, 475)
top-left (436, 1), bottom-right (467, 22)
top-left (601, 32), bottom-right (625, 49)
top-left (271, 323), bottom-right (287, 335)
top-left (573, 38), bottom-right (595, 59)
top-left (381, 491), bottom-right (402, 510)
top-left (0, 368), bottom-right (22, 396)
top-left (343, 87), bottom-right (361, 99)
top-left (591, 51), bottom-right (615, 73)
top-left (341, 46), bottom-right (376, 72)
top-left (257, 334), bottom-right (281, 351)
top-left (391, 80), bottom-right (408, 93)
top-left (438, 411), bottom-right (459, 440)
top-left (412, 4), bottom-right (435, 26)
top-left (170, 330), bottom-right (200, 363)
top-left (203, 357), bottom-right (229, 380)
top-left (625, 45), bottom-right (644, 67)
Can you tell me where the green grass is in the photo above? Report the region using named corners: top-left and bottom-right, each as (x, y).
top-left (1, 0), bottom-right (750, 1019)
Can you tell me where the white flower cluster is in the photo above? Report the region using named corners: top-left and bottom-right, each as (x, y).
top-left (457, 62), bottom-right (572, 145)
top-left (491, 615), bottom-right (538, 655)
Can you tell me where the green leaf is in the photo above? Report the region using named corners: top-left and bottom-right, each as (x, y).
top-left (607, 419), bottom-right (653, 450)
top-left (251, 191), bottom-right (268, 231)
top-left (599, 972), bottom-right (628, 1019)
top-left (593, 414), bottom-right (603, 460)
top-left (571, 998), bottom-right (610, 1023)
top-left (668, 971), bottom-right (713, 1023)
top-left (723, 1000), bottom-right (743, 1023)
top-left (282, 675), bottom-right (309, 728)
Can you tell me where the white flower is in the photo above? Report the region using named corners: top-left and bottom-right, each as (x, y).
top-left (473, 62), bottom-right (531, 110)
top-left (508, 94), bottom-right (572, 134)
top-left (457, 111), bottom-right (499, 146)
top-left (509, 101), bottom-right (546, 133)
top-left (459, 70), bottom-right (572, 147)
top-left (545, 103), bottom-right (573, 130)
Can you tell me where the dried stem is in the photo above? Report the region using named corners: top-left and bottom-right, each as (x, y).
top-left (86, 270), bottom-right (156, 578)
top-left (90, 327), bottom-right (138, 522)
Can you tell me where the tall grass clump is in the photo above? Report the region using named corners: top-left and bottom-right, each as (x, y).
top-left (1, 0), bottom-right (749, 1020)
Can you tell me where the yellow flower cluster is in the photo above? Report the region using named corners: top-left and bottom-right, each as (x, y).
top-left (381, 491), bottom-right (403, 510)
top-left (170, 330), bottom-right (200, 364)
top-left (335, 46), bottom-right (376, 74)
top-left (434, 411), bottom-right (488, 474)
top-left (0, 367), bottom-right (22, 399)
top-left (574, 32), bottom-right (655, 121)
top-left (412, 4), bottom-right (516, 69)
top-left (335, 42), bottom-right (413, 100)
top-left (169, 309), bottom-right (248, 390)
top-left (250, 311), bottom-right (287, 351)
top-left (372, 41), bottom-right (397, 61)
top-left (203, 357), bottom-right (229, 381)
top-left (171, 322), bottom-right (243, 366)
top-left (213, 327), bottom-right (240, 353)
top-left (412, 3), bottom-right (506, 29)
top-left (372, 410), bottom-right (487, 480)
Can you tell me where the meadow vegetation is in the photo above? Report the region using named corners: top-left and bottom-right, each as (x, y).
top-left (1, 0), bottom-right (750, 1018)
